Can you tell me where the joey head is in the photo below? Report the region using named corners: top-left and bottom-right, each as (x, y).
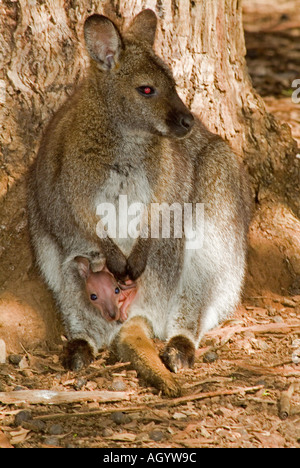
top-left (76, 256), bottom-right (137, 323)
top-left (28, 9), bottom-right (250, 396)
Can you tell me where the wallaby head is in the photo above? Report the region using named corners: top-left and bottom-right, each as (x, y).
top-left (84, 10), bottom-right (194, 138)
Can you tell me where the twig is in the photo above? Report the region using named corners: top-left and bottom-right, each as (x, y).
top-left (279, 383), bottom-right (299, 420)
top-left (232, 361), bottom-right (300, 377)
top-left (32, 385), bottom-right (264, 421)
top-left (86, 361), bottom-right (131, 379)
top-left (0, 389), bottom-right (132, 405)
top-left (19, 342), bottom-right (30, 357)
top-left (157, 385), bottom-right (264, 408)
top-left (206, 321), bottom-right (300, 341)
top-left (33, 405), bottom-right (147, 421)
top-left (184, 376), bottom-right (232, 390)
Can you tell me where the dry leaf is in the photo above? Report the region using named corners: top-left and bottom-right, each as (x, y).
top-left (18, 356), bottom-right (29, 370)
top-left (180, 437), bottom-right (214, 447)
top-left (172, 412), bottom-right (187, 420)
top-left (0, 430), bottom-right (14, 448)
top-left (9, 427), bottom-right (31, 445)
top-left (107, 432), bottom-right (136, 442)
top-left (255, 432), bottom-right (286, 448)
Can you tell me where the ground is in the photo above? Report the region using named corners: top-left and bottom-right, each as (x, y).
top-left (0, 1), bottom-right (300, 449)
top-left (0, 302), bottom-right (300, 449)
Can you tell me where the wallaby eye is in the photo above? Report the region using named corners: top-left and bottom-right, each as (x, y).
top-left (115, 287), bottom-right (120, 294)
top-left (90, 293), bottom-right (97, 301)
top-left (137, 86), bottom-right (156, 97)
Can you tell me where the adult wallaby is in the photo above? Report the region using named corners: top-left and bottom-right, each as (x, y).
top-left (28, 9), bottom-right (250, 396)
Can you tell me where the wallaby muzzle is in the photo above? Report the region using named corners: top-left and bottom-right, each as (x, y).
top-left (166, 108), bottom-right (194, 137)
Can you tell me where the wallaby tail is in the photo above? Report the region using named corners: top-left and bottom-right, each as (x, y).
top-left (113, 316), bottom-right (181, 397)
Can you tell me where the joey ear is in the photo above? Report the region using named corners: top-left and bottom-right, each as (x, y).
top-left (84, 14), bottom-right (123, 71)
top-left (127, 9), bottom-right (157, 46)
top-left (75, 256), bottom-right (90, 280)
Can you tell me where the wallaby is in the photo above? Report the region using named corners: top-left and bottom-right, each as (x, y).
top-left (27, 9), bottom-right (250, 396)
top-left (75, 256), bottom-right (136, 323)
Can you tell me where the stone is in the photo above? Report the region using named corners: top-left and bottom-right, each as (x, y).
top-left (0, 339), bottom-right (6, 364)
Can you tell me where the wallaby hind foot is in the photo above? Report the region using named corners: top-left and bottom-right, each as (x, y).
top-left (113, 316), bottom-right (182, 397)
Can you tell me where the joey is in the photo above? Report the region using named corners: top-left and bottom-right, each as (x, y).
top-left (76, 256), bottom-right (137, 323)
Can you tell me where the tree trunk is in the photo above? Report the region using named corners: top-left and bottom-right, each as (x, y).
top-left (0, 0), bottom-right (299, 352)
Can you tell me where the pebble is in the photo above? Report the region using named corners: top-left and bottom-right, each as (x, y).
top-left (110, 411), bottom-right (131, 425)
top-left (273, 315), bottom-right (284, 323)
top-left (14, 411), bottom-right (46, 433)
top-left (0, 339), bottom-right (6, 364)
top-left (23, 419), bottom-right (46, 433)
top-left (292, 349), bottom-right (300, 364)
top-left (13, 385), bottom-right (27, 391)
top-left (110, 378), bottom-right (127, 392)
top-left (73, 378), bottom-right (86, 391)
top-left (172, 412), bottom-right (187, 420)
top-left (149, 430), bottom-right (165, 442)
top-left (256, 379), bottom-right (267, 387)
top-left (49, 424), bottom-right (64, 435)
top-left (267, 306), bottom-right (277, 316)
top-left (43, 436), bottom-right (60, 447)
top-left (203, 350), bottom-right (218, 363)
top-left (0, 381), bottom-right (7, 391)
top-left (8, 354), bottom-right (22, 365)
top-left (281, 299), bottom-right (296, 307)
top-left (102, 427), bottom-right (114, 437)
top-left (20, 369), bottom-right (34, 378)
top-left (14, 410), bottom-right (32, 427)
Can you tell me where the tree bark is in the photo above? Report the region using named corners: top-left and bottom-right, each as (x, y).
top-left (0, 0), bottom-right (299, 352)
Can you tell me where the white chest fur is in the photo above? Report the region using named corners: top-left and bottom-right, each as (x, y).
top-left (95, 161), bottom-right (151, 256)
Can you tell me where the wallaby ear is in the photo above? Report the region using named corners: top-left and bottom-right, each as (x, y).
top-left (75, 256), bottom-right (90, 280)
top-left (84, 14), bottom-right (123, 71)
top-left (127, 9), bottom-right (157, 46)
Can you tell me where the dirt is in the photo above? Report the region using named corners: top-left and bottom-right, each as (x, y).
top-left (0, 1), bottom-right (300, 449)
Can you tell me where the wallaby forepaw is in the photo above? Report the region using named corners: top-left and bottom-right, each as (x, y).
top-left (126, 248), bottom-right (148, 281)
top-left (62, 339), bottom-right (94, 371)
top-left (161, 335), bottom-right (195, 373)
top-left (106, 254), bottom-right (128, 282)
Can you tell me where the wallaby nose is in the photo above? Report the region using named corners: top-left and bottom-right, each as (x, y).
top-left (180, 113), bottom-right (194, 131)
top-left (101, 302), bottom-right (120, 321)
top-left (107, 305), bottom-right (119, 320)
top-left (166, 107), bottom-right (194, 138)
